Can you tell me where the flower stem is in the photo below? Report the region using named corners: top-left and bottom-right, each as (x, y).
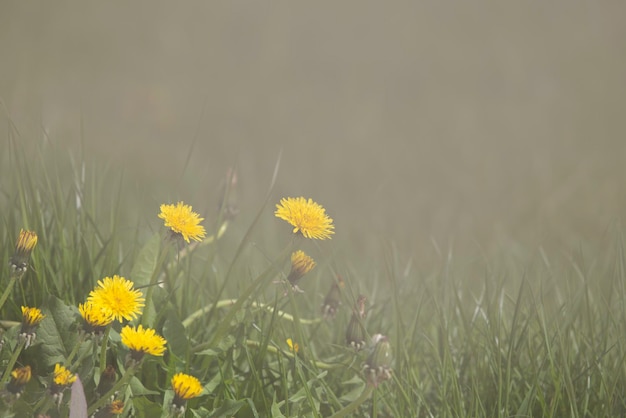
top-left (243, 339), bottom-right (337, 370)
top-left (182, 299), bottom-right (322, 328)
top-left (0, 339), bottom-right (26, 384)
top-left (98, 326), bottom-right (111, 376)
top-left (66, 331), bottom-right (88, 366)
top-left (201, 241), bottom-right (294, 351)
top-left (141, 245), bottom-right (171, 328)
top-left (0, 276), bottom-right (18, 313)
top-left (328, 384), bottom-right (374, 418)
top-left (33, 394), bottom-right (54, 416)
top-left (87, 364), bottom-right (136, 415)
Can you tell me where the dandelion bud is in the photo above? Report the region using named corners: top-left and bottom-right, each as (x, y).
top-left (96, 364), bottom-right (118, 398)
top-left (286, 338), bottom-right (300, 354)
top-left (363, 334), bottom-right (393, 387)
top-left (286, 250), bottom-right (316, 290)
top-left (321, 275), bottom-right (344, 319)
top-left (346, 295), bottom-right (367, 350)
top-left (6, 365), bottom-right (31, 398)
top-left (9, 229), bottom-right (37, 277)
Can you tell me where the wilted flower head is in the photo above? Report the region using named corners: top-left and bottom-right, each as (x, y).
top-left (87, 275), bottom-right (145, 322)
top-left (287, 250), bottom-right (316, 289)
top-left (120, 325), bottom-right (167, 363)
top-left (79, 301), bottom-right (114, 335)
top-left (93, 399), bottom-right (125, 417)
top-left (171, 372), bottom-right (203, 414)
top-left (20, 306), bottom-right (45, 348)
top-left (158, 201), bottom-right (207, 243)
top-left (6, 365), bottom-right (31, 397)
top-left (346, 295), bottom-right (367, 350)
top-left (275, 197), bottom-right (335, 240)
top-left (96, 364), bottom-right (118, 397)
top-left (321, 275), bottom-right (344, 319)
top-left (10, 229), bottom-right (38, 277)
top-left (363, 334), bottom-right (393, 387)
top-left (49, 364), bottom-right (77, 405)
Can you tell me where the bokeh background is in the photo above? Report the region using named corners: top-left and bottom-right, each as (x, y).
top-left (2, 2), bottom-right (626, 263)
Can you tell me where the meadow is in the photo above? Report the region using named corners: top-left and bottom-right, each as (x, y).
top-left (1, 129), bottom-right (626, 418)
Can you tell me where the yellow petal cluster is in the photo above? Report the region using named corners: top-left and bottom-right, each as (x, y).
top-left (21, 306), bottom-right (45, 327)
top-left (15, 229), bottom-right (38, 252)
top-left (275, 197), bottom-right (334, 240)
top-left (10, 365), bottom-right (32, 385)
top-left (107, 400), bottom-right (125, 414)
top-left (79, 301), bottom-right (114, 329)
top-left (7, 366), bottom-right (31, 395)
top-left (10, 229), bottom-right (38, 275)
top-left (286, 338), bottom-right (299, 354)
top-left (158, 201), bottom-right (206, 243)
top-left (53, 363), bottom-right (77, 386)
top-left (171, 372), bottom-right (203, 401)
top-left (87, 275), bottom-right (145, 322)
top-left (287, 250), bottom-right (316, 285)
top-left (120, 325), bottom-right (167, 357)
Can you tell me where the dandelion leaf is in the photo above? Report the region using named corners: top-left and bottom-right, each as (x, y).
top-left (38, 295), bottom-right (78, 366)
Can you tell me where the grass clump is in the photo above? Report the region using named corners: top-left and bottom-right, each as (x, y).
top-left (1, 133), bottom-right (626, 417)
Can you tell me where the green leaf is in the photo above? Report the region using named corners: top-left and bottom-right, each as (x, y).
top-left (38, 296), bottom-right (79, 367)
top-left (190, 408), bottom-right (211, 418)
top-left (131, 232), bottom-right (161, 288)
top-left (131, 232), bottom-right (161, 325)
top-left (196, 335), bottom-right (236, 357)
top-left (271, 394), bottom-right (287, 418)
top-left (207, 399), bottom-right (246, 418)
top-left (130, 397), bottom-right (163, 418)
top-left (128, 375), bottom-right (160, 396)
top-left (163, 315), bottom-right (188, 359)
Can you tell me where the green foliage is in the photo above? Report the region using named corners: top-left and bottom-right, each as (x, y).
top-left (2, 136), bottom-right (626, 417)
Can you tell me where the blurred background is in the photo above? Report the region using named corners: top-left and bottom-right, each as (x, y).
top-left (2, 1), bottom-right (626, 263)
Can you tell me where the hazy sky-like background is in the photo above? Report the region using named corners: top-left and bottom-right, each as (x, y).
top-left (2, 2), bottom-right (626, 260)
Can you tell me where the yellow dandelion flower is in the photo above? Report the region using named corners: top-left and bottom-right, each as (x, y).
top-left (20, 306), bottom-right (45, 348)
top-left (10, 229), bottom-right (38, 276)
top-left (287, 250), bottom-right (316, 286)
top-left (286, 338), bottom-right (299, 354)
top-left (79, 301), bottom-right (114, 333)
top-left (158, 201), bottom-right (206, 243)
top-left (120, 325), bottom-right (167, 360)
top-left (171, 372), bottom-right (203, 402)
top-left (7, 365), bottom-right (31, 396)
top-left (49, 364), bottom-right (75, 405)
top-left (52, 363), bottom-right (76, 387)
top-left (275, 197), bottom-right (334, 240)
top-left (87, 275), bottom-right (145, 322)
